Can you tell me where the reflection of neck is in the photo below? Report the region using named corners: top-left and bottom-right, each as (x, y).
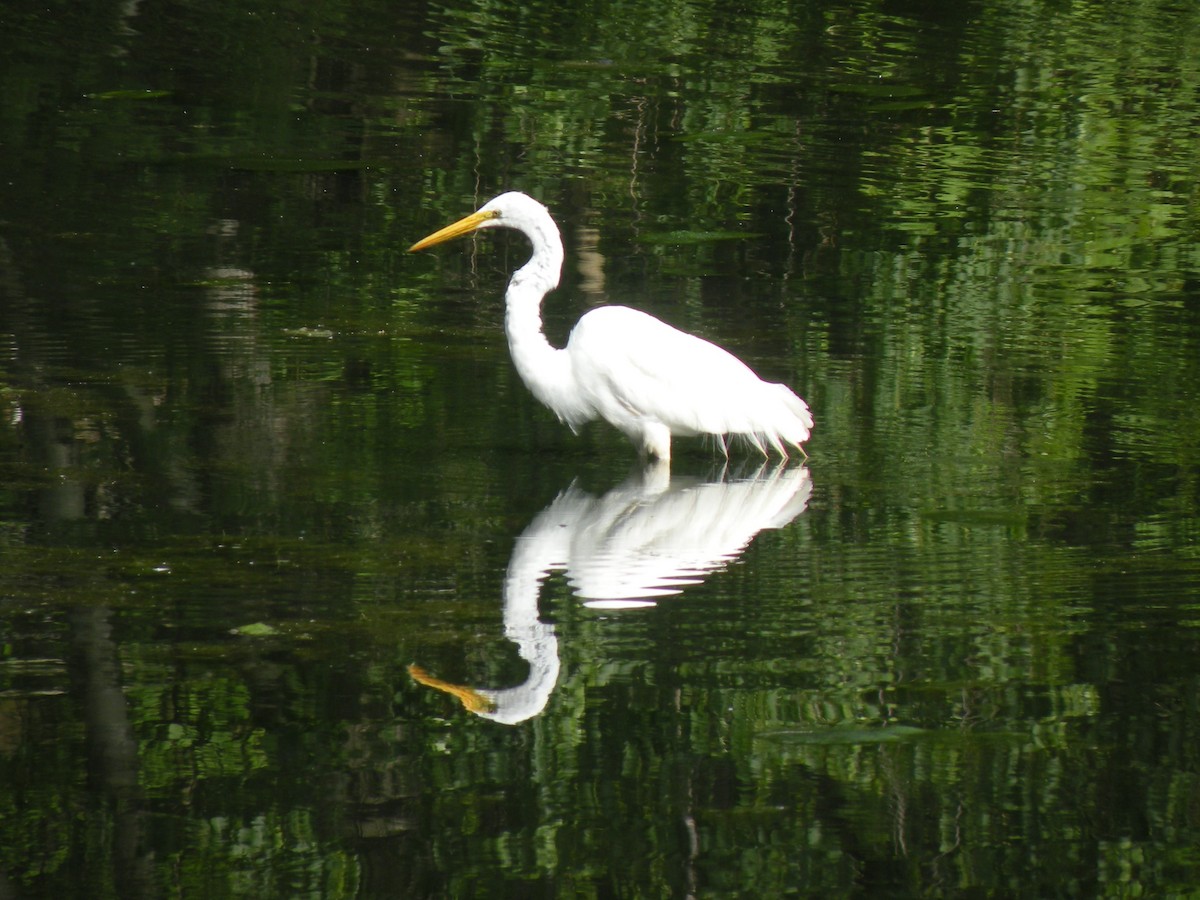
top-left (408, 500), bottom-right (570, 725)
top-left (478, 519), bottom-right (567, 724)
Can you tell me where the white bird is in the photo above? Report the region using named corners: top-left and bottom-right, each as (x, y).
top-left (409, 191), bottom-right (812, 461)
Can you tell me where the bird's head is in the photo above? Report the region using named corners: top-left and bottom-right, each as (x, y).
top-left (408, 191), bottom-right (551, 252)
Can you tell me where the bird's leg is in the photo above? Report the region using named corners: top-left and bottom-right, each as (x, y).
top-left (639, 421), bottom-right (672, 462)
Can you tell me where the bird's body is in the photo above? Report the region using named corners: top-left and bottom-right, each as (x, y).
top-left (409, 191), bottom-right (812, 461)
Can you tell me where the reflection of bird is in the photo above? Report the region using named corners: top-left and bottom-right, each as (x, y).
top-left (410, 461), bottom-right (811, 724)
top-left (409, 192), bottom-right (813, 462)
top-left (561, 461), bottom-right (812, 607)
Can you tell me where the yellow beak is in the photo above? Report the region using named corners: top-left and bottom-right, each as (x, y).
top-left (408, 664), bottom-right (497, 715)
top-left (408, 209), bottom-right (499, 252)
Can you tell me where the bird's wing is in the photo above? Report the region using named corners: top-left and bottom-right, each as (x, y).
top-left (567, 306), bottom-right (771, 436)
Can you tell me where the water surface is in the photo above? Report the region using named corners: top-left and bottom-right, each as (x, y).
top-left (1, 0), bottom-right (1198, 896)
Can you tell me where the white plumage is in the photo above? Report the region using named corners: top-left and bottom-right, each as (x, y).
top-left (409, 191), bottom-right (812, 461)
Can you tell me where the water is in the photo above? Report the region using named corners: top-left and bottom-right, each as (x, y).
top-left (1, 0), bottom-right (1199, 896)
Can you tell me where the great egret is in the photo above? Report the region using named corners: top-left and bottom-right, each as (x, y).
top-left (409, 192), bottom-right (812, 461)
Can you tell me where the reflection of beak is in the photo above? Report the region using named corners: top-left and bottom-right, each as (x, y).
top-left (408, 664), bottom-right (497, 715)
top-left (408, 209), bottom-right (499, 252)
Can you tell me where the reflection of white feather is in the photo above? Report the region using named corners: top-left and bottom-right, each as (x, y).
top-left (562, 462), bottom-right (812, 606)
top-left (411, 463), bottom-right (812, 724)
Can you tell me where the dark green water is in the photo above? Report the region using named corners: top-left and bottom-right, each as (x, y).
top-left (2, 0), bottom-right (1199, 896)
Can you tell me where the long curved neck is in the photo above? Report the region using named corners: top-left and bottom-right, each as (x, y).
top-left (503, 217), bottom-right (589, 424)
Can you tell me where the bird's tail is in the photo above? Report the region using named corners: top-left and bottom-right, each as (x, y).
top-left (753, 384), bottom-right (812, 456)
